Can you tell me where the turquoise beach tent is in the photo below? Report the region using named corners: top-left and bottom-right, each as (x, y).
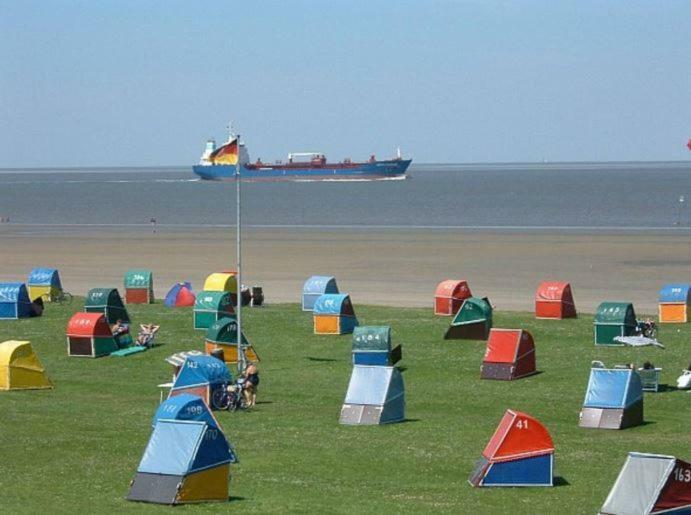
top-left (352, 326), bottom-right (401, 366)
top-left (152, 393), bottom-right (221, 429)
top-left (302, 276), bottom-right (339, 311)
top-left (0, 283), bottom-right (33, 320)
top-left (340, 365), bottom-right (405, 425)
top-left (579, 366), bottom-right (644, 429)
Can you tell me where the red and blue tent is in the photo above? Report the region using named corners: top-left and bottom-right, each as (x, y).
top-left (165, 282), bottom-right (196, 307)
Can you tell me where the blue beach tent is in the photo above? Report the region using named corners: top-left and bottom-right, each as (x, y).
top-left (0, 283), bottom-right (33, 320)
top-left (352, 326), bottom-right (402, 366)
top-left (302, 275), bottom-right (339, 311)
top-left (169, 355), bottom-right (232, 408)
top-left (579, 366), bottom-right (644, 429)
top-left (313, 293), bottom-right (358, 334)
top-left (152, 393), bottom-right (221, 430)
top-left (340, 365), bottom-right (405, 425)
top-left (27, 268), bottom-right (62, 301)
top-left (658, 283), bottom-right (691, 323)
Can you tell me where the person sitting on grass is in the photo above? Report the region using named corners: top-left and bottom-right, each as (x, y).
top-left (136, 323), bottom-right (160, 348)
top-left (112, 319), bottom-right (129, 337)
top-left (242, 363), bottom-right (260, 408)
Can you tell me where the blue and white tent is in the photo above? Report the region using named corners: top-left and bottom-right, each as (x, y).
top-left (27, 268), bottom-right (61, 288)
top-left (302, 275), bottom-right (338, 311)
top-left (580, 367), bottom-right (644, 429)
top-left (0, 283), bottom-right (33, 320)
top-left (658, 283), bottom-right (691, 304)
top-left (658, 283), bottom-right (691, 323)
top-left (340, 365), bottom-right (405, 425)
top-left (313, 293), bottom-right (358, 334)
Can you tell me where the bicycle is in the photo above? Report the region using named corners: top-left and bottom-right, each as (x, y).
top-left (211, 378), bottom-right (248, 411)
top-left (41, 290), bottom-right (73, 305)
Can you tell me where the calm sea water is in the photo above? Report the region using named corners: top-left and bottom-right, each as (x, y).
top-left (2, 162), bottom-right (691, 229)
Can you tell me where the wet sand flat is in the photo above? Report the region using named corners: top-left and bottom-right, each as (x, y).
top-left (2, 225), bottom-right (690, 314)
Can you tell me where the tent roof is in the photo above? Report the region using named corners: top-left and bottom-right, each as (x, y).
top-left (352, 326), bottom-right (391, 351)
top-left (203, 273), bottom-right (237, 294)
top-left (483, 329), bottom-right (534, 364)
top-left (172, 355), bottom-right (232, 389)
top-left (344, 365), bottom-right (402, 405)
top-left (482, 409), bottom-right (554, 462)
top-left (659, 284), bottom-right (691, 303)
top-left (599, 452), bottom-right (683, 515)
top-left (303, 275), bottom-right (338, 294)
top-left (451, 297), bottom-right (492, 324)
top-left (0, 283), bottom-right (30, 303)
top-left (164, 282), bottom-right (196, 306)
top-left (535, 281), bottom-right (570, 301)
top-left (583, 368), bottom-right (643, 409)
top-left (313, 294), bottom-right (354, 315)
top-left (595, 302), bottom-right (636, 324)
top-left (194, 291), bottom-right (235, 312)
top-left (435, 279), bottom-right (471, 299)
top-left (205, 317), bottom-right (248, 346)
top-left (28, 268), bottom-right (61, 287)
top-left (138, 421), bottom-right (203, 475)
top-left (85, 288), bottom-right (122, 307)
top-left (153, 393), bottom-right (220, 430)
top-left (124, 269), bottom-right (153, 288)
top-left (66, 312), bottom-right (113, 337)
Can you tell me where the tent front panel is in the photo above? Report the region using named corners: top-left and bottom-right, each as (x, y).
top-left (177, 464), bottom-right (230, 504)
top-left (580, 402), bottom-right (644, 430)
top-left (594, 324), bottom-right (630, 345)
top-left (452, 297), bottom-right (492, 325)
top-left (314, 315), bottom-right (358, 334)
top-left (484, 330), bottom-right (521, 363)
top-left (535, 282), bottom-right (576, 319)
top-left (481, 454), bottom-right (553, 487)
top-left (27, 285), bottom-right (61, 302)
top-left (480, 363), bottom-right (515, 380)
top-left (353, 351), bottom-right (390, 366)
top-left (344, 366), bottom-right (393, 405)
top-left (126, 288), bottom-right (151, 304)
top-left (600, 453), bottom-right (676, 515)
top-left (127, 472), bottom-right (185, 504)
top-left (139, 421), bottom-right (205, 475)
top-left (584, 369), bottom-right (632, 408)
top-left (189, 427), bottom-right (233, 473)
top-left (659, 303), bottom-right (688, 323)
top-left (339, 404), bottom-right (366, 424)
top-left (654, 458), bottom-right (691, 512)
top-left (445, 321), bottom-right (491, 340)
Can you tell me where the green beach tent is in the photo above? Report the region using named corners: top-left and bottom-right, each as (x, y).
top-left (594, 302), bottom-right (637, 345)
top-left (444, 297), bottom-right (493, 340)
top-left (204, 317), bottom-right (259, 363)
top-left (193, 291), bottom-right (235, 330)
top-left (124, 269), bottom-right (154, 304)
top-left (84, 288), bottom-right (130, 324)
top-left (352, 326), bottom-right (401, 366)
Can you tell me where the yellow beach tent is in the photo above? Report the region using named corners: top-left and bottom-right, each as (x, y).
top-left (203, 272), bottom-right (237, 304)
top-left (0, 340), bottom-right (53, 390)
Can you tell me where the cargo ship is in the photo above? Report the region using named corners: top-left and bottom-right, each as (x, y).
top-left (192, 129), bottom-right (411, 181)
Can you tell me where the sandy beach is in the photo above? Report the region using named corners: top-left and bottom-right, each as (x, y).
top-left (2, 224), bottom-right (690, 314)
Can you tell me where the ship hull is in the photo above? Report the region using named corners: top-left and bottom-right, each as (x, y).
top-left (193, 159), bottom-right (411, 181)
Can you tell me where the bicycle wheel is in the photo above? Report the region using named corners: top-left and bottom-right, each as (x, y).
top-left (211, 388), bottom-right (230, 410)
top-left (61, 292), bottom-right (74, 305)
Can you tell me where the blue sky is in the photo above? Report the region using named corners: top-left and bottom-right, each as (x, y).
top-left (1, 0), bottom-right (690, 166)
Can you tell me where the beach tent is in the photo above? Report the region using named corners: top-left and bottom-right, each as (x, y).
top-left (66, 312), bottom-right (119, 357)
top-left (204, 317), bottom-right (259, 364)
top-left (481, 329), bottom-right (537, 380)
top-left (203, 273), bottom-right (237, 304)
top-left (352, 326), bottom-right (401, 366)
top-left (434, 279), bottom-right (472, 316)
top-left (27, 268), bottom-right (62, 302)
top-left (534, 281), bottom-right (576, 319)
top-left (302, 275), bottom-right (339, 311)
top-left (193, 291), bottom-right (235, 330)
top-left (658, 284), bottom-right (691, 323)
top-left (164, 282), bottom-right (196, 307)
top-left (169, 355), bottom-right (232, 407)
top-left (84, 288), bottom-right (130, 324)
top-left (594, 302), bottom-right (637, 346)
top-left (444, 297), bottom-right (493, 340)
top-left (127, 396), bottom-right (237, 505)
top-left (340, 365), bottom-right (405, 425)
top-left (0, 340), bottom-right (52, 391)
top-left (469, 409), bottom-right (554, 487)
top-left (599, 452), bottom-right (691, 514)
top-left (313, 293), bottom-right (358, 335)
top-left (579, 366), bottom-right (644, 429)
top-left (124, 270), bottom-right (154, 304)
top-left (0, 283), bottom-right (33, 320)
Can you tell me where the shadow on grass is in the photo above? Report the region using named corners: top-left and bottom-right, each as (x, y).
top-left (306, 357), bottom-right (341, 362)
top-left (228, 496), bottom-right (247, 502)
top-left (399, 418), bottom-right (421, 424)
top-left (553, 476), bottom-right (570, 487)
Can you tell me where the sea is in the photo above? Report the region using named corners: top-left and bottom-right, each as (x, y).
top-left (2, 162), bottom-right (691, 230)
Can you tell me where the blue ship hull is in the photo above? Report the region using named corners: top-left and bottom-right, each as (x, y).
top-left (193, 159), bottom-right (411, 181)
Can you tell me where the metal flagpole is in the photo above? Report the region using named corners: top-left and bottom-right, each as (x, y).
top-left (235, 133), bottom-right (246, 376)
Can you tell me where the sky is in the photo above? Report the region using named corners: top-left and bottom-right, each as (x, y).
top-left (1, 0), bottom-right (690, 167)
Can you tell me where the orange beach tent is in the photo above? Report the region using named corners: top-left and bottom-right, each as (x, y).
top-left (535, 281), bottom-right (576, 319)
top-left (434, 280), bottom-right (472, 316)
top-left (481, 329), bottom-right (537, 380)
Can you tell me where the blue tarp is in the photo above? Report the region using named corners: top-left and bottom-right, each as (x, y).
top-left (138, 420), bottom-right (234, 475)
top-left (344, 365), bottom-right (405, 423)
top-left (302, 276), bottom-right (338, 311)
top-left (165, 282), bottom-right (193, 307)
top-left (172, 355), bottom-right (232, 389)
top-left (27, 268), bottom-right (62, 288)
top-left (584, 368), bottom-right (643, 409)
top-left (659, 284), bottom-right (691, 303)
top-left (313, 294), bottom-right (351, 315)
top-left (0, 283), bottom-right (33, 319)
top-left (152, 394), bottom-right (220, 430)
top-left (483, 454), bottom-right (553, 486)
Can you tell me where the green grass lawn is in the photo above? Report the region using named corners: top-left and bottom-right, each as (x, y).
top-left (1, 301), bottom-right (689, 514)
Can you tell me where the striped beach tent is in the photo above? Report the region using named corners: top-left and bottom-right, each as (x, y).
top-left (27, 268), bottom-right (62, 302)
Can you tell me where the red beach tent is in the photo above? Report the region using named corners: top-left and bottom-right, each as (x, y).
top-left (434, 279), bottom-right (472, 316)
top-left (535, 281), bottom-right (576, 319)
top-left (481, 329), bottom-right (537, 380)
